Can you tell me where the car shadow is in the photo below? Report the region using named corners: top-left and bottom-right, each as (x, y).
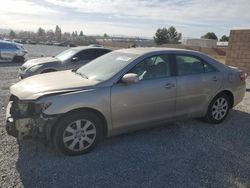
top-left (16, 109), bottom-right (250, 188)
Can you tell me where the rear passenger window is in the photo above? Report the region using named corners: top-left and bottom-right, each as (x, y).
top-left (176, 55), bottom-right (216, 76)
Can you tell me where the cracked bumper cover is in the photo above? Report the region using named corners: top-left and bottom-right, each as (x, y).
top-left (5, 101), bottom-right (60, 141)
top-left (6, 102), bottom-right (18, 137)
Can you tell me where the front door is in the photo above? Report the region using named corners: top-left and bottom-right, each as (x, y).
top-left (111, 54), bottom-right (177, 129)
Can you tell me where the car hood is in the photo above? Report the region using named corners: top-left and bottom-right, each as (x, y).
top-left (10, 70), bottom-right (99, 100)
top-left (22, 57), bottom-right (60, 68)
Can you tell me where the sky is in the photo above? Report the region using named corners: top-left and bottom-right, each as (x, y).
top-left (0, 0), bottom-right (250, 39)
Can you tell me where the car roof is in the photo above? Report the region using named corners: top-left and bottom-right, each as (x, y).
top-left (71, 46), bottom-right (112, 51)
top-left (0, 40), bottom-right (16, 44)
top-left (116, 47), bottom-right (199, 55)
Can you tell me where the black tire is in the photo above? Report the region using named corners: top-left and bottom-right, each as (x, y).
top-left (53, 111), bottom-right (103, 156)
top-left (12, 56), bottom-right (25, 63)
top-left (41, 69), bottom-right (56, 73)
top-left (205, 93), bottom-right (230, 124)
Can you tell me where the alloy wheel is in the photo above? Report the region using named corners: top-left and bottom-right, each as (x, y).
top-left (62, 119), bottom-right (96, 151)
top-left (211, 97), bottom-right (228, 120)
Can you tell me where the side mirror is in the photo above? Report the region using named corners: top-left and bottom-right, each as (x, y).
top-left (72, 57), bottom-right (79, 62)
top-left (122, 73), bottom-right (139, 84)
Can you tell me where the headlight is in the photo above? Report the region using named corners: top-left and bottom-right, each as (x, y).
top-left (17, 101), bottom-right (29, 114)
top-left (27, 64), bottom-right (43, 72)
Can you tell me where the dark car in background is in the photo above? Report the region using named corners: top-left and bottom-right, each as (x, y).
top-left (18, 46), bottom-right (111, 79)
top-left (0, 40), bottom-right (27, 63)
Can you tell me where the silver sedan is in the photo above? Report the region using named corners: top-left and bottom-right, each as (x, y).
top-left (0, 40), bottom-right (27, 63)
top-left (6, 48), bottom-right (247, 155)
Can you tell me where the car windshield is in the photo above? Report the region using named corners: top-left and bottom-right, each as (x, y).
top-left (56, 48), bottom-right (79, 61)
top-left (76, 51), bottom-right (138, 81)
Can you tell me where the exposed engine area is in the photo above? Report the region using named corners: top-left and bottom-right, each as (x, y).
top-left (15, 118), bottom-right (34, 139)
top-left (7, 95), bottom-right (45, 140)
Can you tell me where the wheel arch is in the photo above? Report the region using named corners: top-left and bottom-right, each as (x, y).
top-left (215, 90), bottom-right (234, 109)
top-left (50, 107), bottom-right (108, 140)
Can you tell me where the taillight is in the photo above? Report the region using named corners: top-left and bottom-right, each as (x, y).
top-left (239, 72), bottom-right (248, 81)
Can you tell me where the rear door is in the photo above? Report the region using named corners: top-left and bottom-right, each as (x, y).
top-left (111, 54), bottom-right (177, 130)
top-left (174, 54), bottom-right (222, 117)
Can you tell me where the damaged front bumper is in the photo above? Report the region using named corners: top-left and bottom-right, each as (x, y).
top-left (5, 98), bottom-right (59, 141)
top-left (6, 102), bottom-right (18, 137)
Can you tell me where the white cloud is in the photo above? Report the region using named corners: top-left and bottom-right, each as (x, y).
top-left (0, 0), bottom-right (61, 31)
top-left (1, 0), bottom-right (250, 37)
top-left (0, 0), bottom-right (58, 16)
top-left (45, 0), bottom-right (250, 23)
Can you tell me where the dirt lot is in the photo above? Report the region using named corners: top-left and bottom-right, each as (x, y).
top-left (0, 46), bottom-right (250, 187)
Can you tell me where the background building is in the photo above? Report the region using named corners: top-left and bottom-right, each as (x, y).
top-left (184, 38), bottom-right (217, 48)
top-left (226, 29), bottom-right (250, 74)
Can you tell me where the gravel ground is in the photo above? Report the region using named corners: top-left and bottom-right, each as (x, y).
top-left (0, 46), bottom-right (250, 187)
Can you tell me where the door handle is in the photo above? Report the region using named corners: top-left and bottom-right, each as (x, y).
top-left (165, 83), bottom-right (175, 89)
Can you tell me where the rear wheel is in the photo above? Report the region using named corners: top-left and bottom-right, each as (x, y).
top-left (53, 111), bottom-right (103, 155)
top-left (12, 55), bottom-right (25, 63)
top-left (205, 93), bottom-right (230, 124)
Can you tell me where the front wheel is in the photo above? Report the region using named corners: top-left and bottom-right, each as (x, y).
top-left (53, 111), bottom-right (103, 155)
top-left (205, 93), bottom-right (230, 124)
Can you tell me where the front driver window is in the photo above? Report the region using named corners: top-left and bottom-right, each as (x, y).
top-left (130, 55), bottom-right (171, 80)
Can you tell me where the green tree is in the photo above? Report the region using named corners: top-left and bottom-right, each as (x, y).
top-left (37, 27), bottom-right (45, 37)
top-left (154, 26), bottom-right (181, 45)
top-left (104, 33), bottom-right (108, 38)
top-left (201, 32), bottom-right (218, 40)
top-left (168, 26), bottom-right (182, 43)
top-left (154, 28), bottom-right (169, 45)
top-left (63, 32), bottom-right (71, 37)
top-left (220, 35), bottom-right (229, 42)
top-left (46, 29), bottom-right (55, 41)
top-left (55, 25), bottom-right (62, 41)
top-left (9, 30), bottom-right (16, 38)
